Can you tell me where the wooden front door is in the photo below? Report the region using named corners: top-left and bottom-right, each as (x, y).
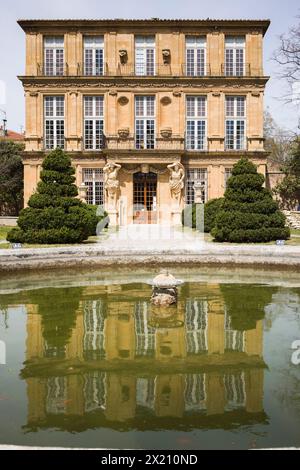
top-left (133, 172), bottom-right (157, 224)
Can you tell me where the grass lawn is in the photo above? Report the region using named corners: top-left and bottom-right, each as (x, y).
top-left (0, 226), bottom-right (14, 241)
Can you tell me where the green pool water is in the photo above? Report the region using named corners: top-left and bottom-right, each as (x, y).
top-left (0, 267), bottom-right (300, 450)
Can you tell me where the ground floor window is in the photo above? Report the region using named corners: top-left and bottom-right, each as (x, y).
top-left (224, 168), bottom-right (233, 188)
top-left (185, 168), bottom-right (207, 204)
top-left (82, 168), bottom-right (104, 205)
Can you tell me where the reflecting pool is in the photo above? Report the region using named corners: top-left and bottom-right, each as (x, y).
top-left (0, 268), bottom-right (300, 449)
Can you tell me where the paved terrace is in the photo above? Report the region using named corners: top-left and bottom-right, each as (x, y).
top-left (0, 225), bottom-right (299, 272)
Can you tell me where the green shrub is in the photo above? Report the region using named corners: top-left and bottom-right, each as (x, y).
top-left (182, 197), bottom-right (224, 232)
top-left (212, 157), bottom-right (290, 243)
top-left (7, 148), bottom-right (105, 244)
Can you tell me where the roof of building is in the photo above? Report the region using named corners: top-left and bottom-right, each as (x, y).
top-left (17, 18), bottom-right (271, 35)
top-left (0, 129), bottom-right (25, 141)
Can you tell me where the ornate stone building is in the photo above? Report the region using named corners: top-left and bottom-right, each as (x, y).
top-left (18, 18), bottom-right (270, 225)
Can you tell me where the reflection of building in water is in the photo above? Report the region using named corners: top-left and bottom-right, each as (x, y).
top-left (24, 283), bottom-right (266, 430)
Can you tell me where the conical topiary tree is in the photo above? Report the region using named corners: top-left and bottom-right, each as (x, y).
top-left (211, 157), bottom-right (290, 243)
top-left (7, 148), bottom-right (98, 244)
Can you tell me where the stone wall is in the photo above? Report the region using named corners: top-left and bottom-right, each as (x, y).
top-left (283, 211), bottom-right (300, 230)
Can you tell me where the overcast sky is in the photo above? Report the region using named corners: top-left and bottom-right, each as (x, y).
top-left (0, 0), bottom-right (299, 133)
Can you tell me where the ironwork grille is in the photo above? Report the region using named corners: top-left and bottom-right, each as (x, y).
top-left (44, 96), bottom-right (65, 149)
top-left (185, 168), bottom-right (207, 204)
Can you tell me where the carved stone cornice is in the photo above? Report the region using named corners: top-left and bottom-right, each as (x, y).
top-left (19, 76), bottom-right (269, 90)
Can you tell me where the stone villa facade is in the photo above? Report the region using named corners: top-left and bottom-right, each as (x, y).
top-left (18, 18), bottom-right (270, 225)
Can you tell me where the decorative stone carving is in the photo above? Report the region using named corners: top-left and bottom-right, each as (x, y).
top-left (140, 163), bottom-right (150, 174)
top-left (103, 161), bottom-right (121, 210)
top-left (108, 90), bottom-right (117, 96)
top-left (167, 162), bottom-right (185, 205)
top-left (160, 127), bottom-right (172, 139)
top-left (119, 49), bottom-right (128, 64)
top-left (118, 95), bottom-right (129, 105)
top-left (162, 49), bottom-right (171, 64)
top-left (193, 181), bottom-right (205, 204)
top-left (117, 127), bottom-right (129, 139)
top-left (160, 96), bottom-right (172, 105)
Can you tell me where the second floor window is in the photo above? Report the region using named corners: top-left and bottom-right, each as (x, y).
top-left (135, 36), bottom-right (155, 76)
top-left (44, 37), bottom-right (64, 76)
top-left (84, 96), bottom-right (104, 150)
top-left (186, 36), bottom-right (206, 76)
top-left (44, 96), bottom-right (64, 149)
top-left (84, 36), bottom-right (104, 76)
top-left (135, 96), bottom-right (155, 149)
top-left (225, 96), bottom-right (246, 150)
top-left (186, 96), bottom-right (207, 151)
top-left (225, 36), bottom-right (245, 76)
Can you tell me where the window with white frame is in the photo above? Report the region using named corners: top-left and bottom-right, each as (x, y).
top-left (135, 96), bottom-right (155, 149)
top-left (135, 36), bottom-right (155, 76)
top-left (84, 96), bottom-right (104, 150)
top-left (225, 96), bottom-right (246, 150)
top-left (186, 36), bottom-right (206, 76)
top-left (44, 37), bottom-right (64, 76)
top-left (225, 36), bottom-right (245, 76)
top-left (84, 36), bottom-right (104, 76)
top-left (82, 168), bottom-right (104, 205)
top-left (44, 96), bottom-right (65, 149)
top-left (224, 168), bottom-right (233, 188)
top-left (185, 168), bottom-right (207, 204)
top-left (186, 96), bottom-right (207, 151)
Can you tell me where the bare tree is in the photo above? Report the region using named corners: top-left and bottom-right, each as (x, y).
top-left (274, 16), bottom-right (300, 106)
top-left (264, 109), bottom-right (292, 166)
top-left (274, 17), bottom-right (300, 82)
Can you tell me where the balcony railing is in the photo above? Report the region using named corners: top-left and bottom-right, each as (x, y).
top-left (37, 63), bottom-right (69, 76)
top-left (35, 62), bottom-right (262, 77)
top-left (224, 137), bottom-right (247, 151)
top-left (105, 134), bottom-right (184, 150)
top-left (181, 63), bottom-right (211, 77)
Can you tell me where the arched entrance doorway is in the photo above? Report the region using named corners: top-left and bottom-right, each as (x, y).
top-left (133, 172), bottom-right (157, 224)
